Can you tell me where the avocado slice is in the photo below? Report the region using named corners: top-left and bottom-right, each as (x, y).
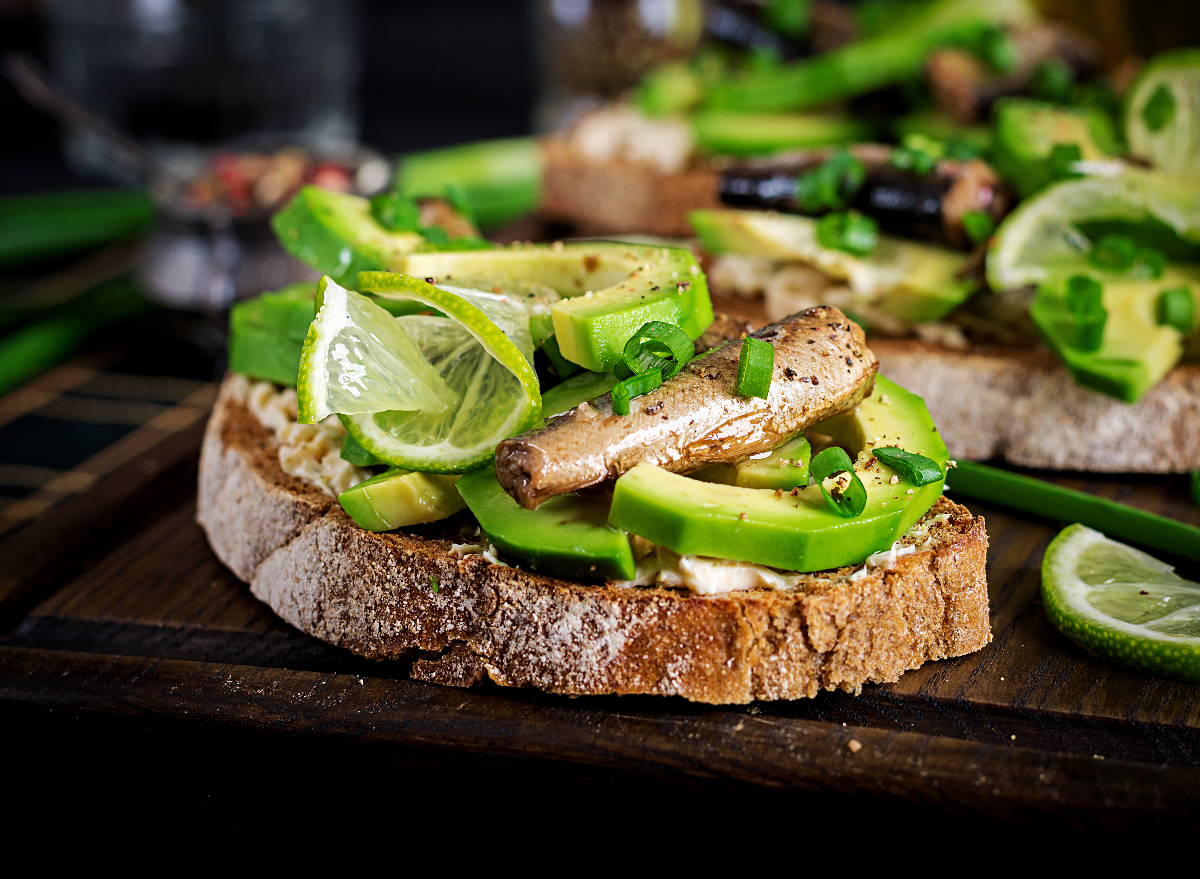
top-left (540, 370), bottom-right (620, 419)
top-left (272, 186), bottom-right (425, 283)
top-left (692, 435), bottom-right (812, 490)
top-left (456, 469), bottom-right (636, 581)
top-left (691, 209), bottom-right (975, 324)
top-left (1030, 266), bottom-right (1200, 403)
top-left (387, 243), bottom-right (713, 372)
top-left (607, 376), bottom-right (947, 573)
top-left (338, 468), bottom-right (465, 532)
top-left (992, 98), bottom-right (1120, 198)
top-left (228, 282), bottom-right (316, 386)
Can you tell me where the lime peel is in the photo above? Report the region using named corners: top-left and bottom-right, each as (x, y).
top-left (987, 169), bottom-right (1200, 292)
top-left (342, 271), bottom-right (543, 473)
top-left (1042, 523), bottom-right (1200, 681)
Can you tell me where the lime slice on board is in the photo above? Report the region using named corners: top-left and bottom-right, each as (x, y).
top-left (987, 170), bottom-right (1200, 291)
top-left (1124, 49), bottom-right (1200, 177)
top-left (1042, 523), bottom-right (1200, 681)
top-left (299, 274), bottom-right (541, 473)
top-left (351, 273), bottom-right (542, 472)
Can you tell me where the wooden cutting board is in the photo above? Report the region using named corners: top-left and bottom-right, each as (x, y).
top-left (1, 356), bottom-right (1198, 833)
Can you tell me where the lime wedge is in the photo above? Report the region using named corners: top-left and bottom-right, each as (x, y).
top-left (1124, 49), bottom-right (1200, 177)
top-left (342, 272), bottom-right (542, 472)
top-left (297, 277), bottom-right (452, 424)
top-left (987, 169), bottom-right (1200, 291)
top-left (1042, 523), bottom-right (1200, 680)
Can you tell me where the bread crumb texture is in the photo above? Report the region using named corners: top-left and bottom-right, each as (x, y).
top-left (872, 340), bottom-right (1200, 472)
top-left (199, 373), bottom-right (991, 704)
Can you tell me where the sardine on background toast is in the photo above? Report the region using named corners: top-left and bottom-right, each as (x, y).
top-left (496, 305), bottom-right (878, 509)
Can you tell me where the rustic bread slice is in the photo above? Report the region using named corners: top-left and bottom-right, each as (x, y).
top-left (871, 339), bottom-right (1200, 473)
top-left (539, 139), bottom-right (720, 238)
top-left (197, 373), bottom-right (991, 704)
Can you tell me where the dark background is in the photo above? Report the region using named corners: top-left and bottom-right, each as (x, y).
top-left (0, 0), bottom-right (541, 195)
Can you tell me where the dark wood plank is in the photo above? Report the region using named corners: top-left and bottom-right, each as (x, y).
top-left (0, 644), bottom-right (1196, 828)
top-left (0, 417), bottom-right (208, 630)
top-left (10, 488), bottom-right (1200, 767)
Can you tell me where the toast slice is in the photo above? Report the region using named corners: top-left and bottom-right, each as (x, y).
top-left (540, 139), bottom-right (719, 237)
top-left (197, 374), bottom-right (991, 704)
top-left (871, 339), bottom-right (1200, 473)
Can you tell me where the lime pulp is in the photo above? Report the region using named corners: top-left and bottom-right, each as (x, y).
top-left (298, 274), bottom-right (542, 473)
top-left (1042, 523), bottom-right (1200, 680)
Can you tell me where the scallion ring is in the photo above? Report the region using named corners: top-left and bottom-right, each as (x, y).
top-left (612, 368), bottom-right (663, 416)
top-left (810, 446), bottom-right (866, 518)
top-left (1157, 286), bottom-right (1194, 333)
top-left (736, 336), bottom-right (774, 399)
top-left (873, 447), bottom-right (943, 486)
top-left (623, 321), bottom-right (693, 380)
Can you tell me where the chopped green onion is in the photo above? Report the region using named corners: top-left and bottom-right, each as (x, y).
top-left (1048, 142), bottom-right (1083, 182)
top-left (1133, 247), bottom-right (1166, 280)
top-left (613, 361), bottom-right (634, 381)
top-left (623, 320), bottom-right (693, 380)
top-left (873, 447), bottom-right (943, 486)
top-left (1029, 58), bottom-right (1074, 103)
top-left (736, 336), bottom-right (775, 398)
top-left (795, 148), bottom-right (866, 212)
top-left (430, 574), bottom-right (440, 593)
top-left (961, 210), bottom-right (995, 245)
top-left (1142, 83), bottom-right (1177, 133)
top-left (1066, 274), bottom-right (1106, 352)
top-left (974, 25), bottom-right (1018, 74)
top-left (541, 334), bottom-right (580, 379)
top-left (889, 146), bottom-right (936, 175)
top-left (950, 461), bottom-right (1200, 562)
top-left (612, 368), bottom-right (662, 416)
top-left (810, 446), bottom-right (867, 518)
top-left (442, 181), bottom-right (475, 224)
top-left (1157, 286), bottom-right (1194, 332)
top-left (1089, 234), bottom-right (1137, 271)
top-left (816, 210), bottom-right (878, 257)
top-left (370, 191), bottom-right (421, 231)
top-left (943, 139), bottom-right (983, 161)
top-left (419, 225), bottom-right (450, 245)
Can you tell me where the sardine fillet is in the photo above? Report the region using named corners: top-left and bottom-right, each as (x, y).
top-left (496, 306), bottom-right (879, 509)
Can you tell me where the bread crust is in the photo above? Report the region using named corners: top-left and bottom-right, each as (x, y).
top-left (197, 374), bottom-right (991, 703)
top-left (872, 339), bottom-right (1200, 473)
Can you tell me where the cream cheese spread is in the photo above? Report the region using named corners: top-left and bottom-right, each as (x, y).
top-left (231, 374), bottom-right (370, 496)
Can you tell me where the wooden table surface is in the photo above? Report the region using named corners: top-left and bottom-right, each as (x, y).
top-left (2, 320), bottom-right (1198, 836)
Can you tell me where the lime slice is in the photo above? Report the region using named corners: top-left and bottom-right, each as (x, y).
top-left (987, 169), bottom-right (1200, 291)
top-left (297, 277), bottom-right (452, 424)
top-left (343, 272), bottom-right (542, 472)
top-left (1124, 49), bottom-right (1200, 177)
top-left (1042, 523), bottom-right (1200, 681)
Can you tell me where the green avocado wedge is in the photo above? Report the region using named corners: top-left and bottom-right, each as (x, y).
top-left (690, 209), bottom-right (975, 325)
top-left (991, 98), bottom-right (1120, 198)
top-left (691, 435), bottom-right (812, 490)
top-left (607, 376), bottom-right (947, 572)
top-left (228, 282), bottom-right (316, 386)
top-left (272, 186), bottom-right (425, 283)
top-left (456, 469), bottom-right (636, 581)
top-left (338, 469), bottom-right (465, 532)
top-left (540, 370), bottom-right (620, 419)
top-left (386, 242), bottom-right (713, 372)
top-left (1030, 267), bottom-right (1200, 403)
